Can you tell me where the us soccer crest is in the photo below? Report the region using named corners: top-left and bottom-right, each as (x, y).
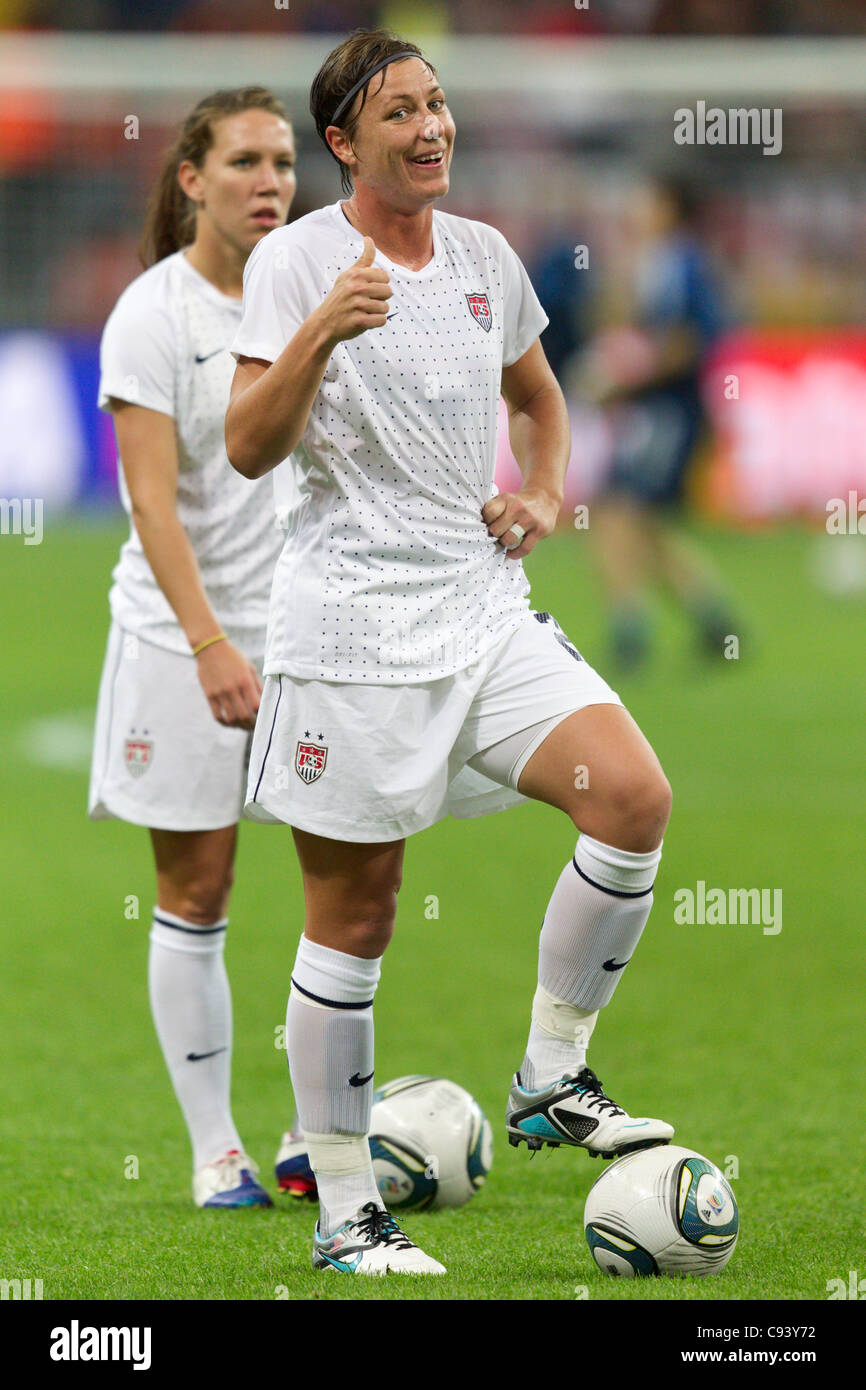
top-left (124, 737), bottom-right (153, 778)
top-left (295, 738), bottom-right (328, 784)
top-left (465, 292), bottom-right (492, 332)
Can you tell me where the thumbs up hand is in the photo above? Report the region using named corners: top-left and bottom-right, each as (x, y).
top-left (355, 235), bottom-right (377, 267)
top-left (315, 235), bottom-right (393, 345)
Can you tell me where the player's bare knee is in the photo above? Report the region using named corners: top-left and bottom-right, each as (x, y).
top-left (335, 912), bottom-right (395, 958)
top-left (170, 874), bottom-right (233, 925)
top-left (572, 768), bottom-right (671, 852)
top-left (355, 862), bottom-right (402, 916)
top-left (612, 771), bottom-right (672, 852)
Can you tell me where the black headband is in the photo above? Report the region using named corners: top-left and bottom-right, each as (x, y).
top-left (331, 51), bottom-right (421, 126)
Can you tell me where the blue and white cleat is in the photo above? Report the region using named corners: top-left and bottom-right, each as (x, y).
top-left (274, 1132), bottom-right (318, 1200)
top-left (506, 1067), bottom-right (674, 1160)
top-left (193, 1149), bottom-right (273, 1208)
top-left (312, 1202), bottom-right (446, 1276)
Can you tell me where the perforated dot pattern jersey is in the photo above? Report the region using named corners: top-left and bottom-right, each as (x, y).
top-left (233, 204), bottom-right (549, 683)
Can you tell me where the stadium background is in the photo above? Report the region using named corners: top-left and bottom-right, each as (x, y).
top-left (1, 0), bottom-right (863, 1304)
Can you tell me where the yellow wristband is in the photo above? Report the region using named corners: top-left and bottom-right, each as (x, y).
top-left (192, 633), bottom-right (228, 657)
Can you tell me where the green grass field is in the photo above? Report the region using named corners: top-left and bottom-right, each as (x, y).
top-left (0, 516), bottom-right (862, 1303)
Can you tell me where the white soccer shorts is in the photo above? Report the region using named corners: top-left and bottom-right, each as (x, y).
top-left (89, 622), bottom-right (259, 832)
top-left (244, 609), bottom-right (622, 842)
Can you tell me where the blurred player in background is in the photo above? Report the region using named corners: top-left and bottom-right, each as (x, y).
top-left (581, 174), bottom-right (739, 668)
top-left (530, 227), bottom-right (590, 382)
top-left (227, 31), bottom-right (674, 1277)
top-left (88, 88), bottom-right (296, 1208)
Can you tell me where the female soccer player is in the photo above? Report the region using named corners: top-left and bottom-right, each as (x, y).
top-left (584, 174), bottom-right (736, 668)
top-left (89, 88), bottom-right (297, 1208)
top-left (226, 32), bottom-right (673, 1273)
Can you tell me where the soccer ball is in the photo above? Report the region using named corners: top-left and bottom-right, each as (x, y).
top-left (368, 1074), bottom-right (493, 1212)
top-left (584, 1145), bottom-right (738, 1277)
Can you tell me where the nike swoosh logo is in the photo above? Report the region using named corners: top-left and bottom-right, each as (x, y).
top-left (195, 349), bottom-right (223, 363)
top-left (603, 958), bottom-right (631, 972)
top-left (321, 1250), bottom-right (362, 1272)
top-left (386, 311), bottom-right (399, 320)
top-left (186, 1047), bottom-right (227, 1062)
top-left (348, 1071), bottom-right (374, 1087)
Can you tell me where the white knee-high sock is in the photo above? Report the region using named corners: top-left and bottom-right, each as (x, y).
top-left (521, 834), bottom-right (662, 1089)
top-left (287, 935), bottom-right (383, 1237)
top-left (148, 909), bottom-right (242, 1171)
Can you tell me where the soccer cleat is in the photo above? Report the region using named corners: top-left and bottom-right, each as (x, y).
top-left (312, 1202), bottom-right (446, 1276)
top-left (193, 1149), bottom-right (273, 1208)
top-left (506, 1066), bottom-right (674, 1160)
top-left (274, 1132), bottom-right (318, 1200)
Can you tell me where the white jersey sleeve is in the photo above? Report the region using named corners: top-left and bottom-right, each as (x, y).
top-left (98, 279), bottom-right (176, 416)
top-left (497, 232), bottom-right (550, 367)
top-left (231, 235), bottom-right (315, 365)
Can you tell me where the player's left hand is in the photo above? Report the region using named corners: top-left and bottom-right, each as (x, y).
top-left (481, 487), bottom-right (561, 561)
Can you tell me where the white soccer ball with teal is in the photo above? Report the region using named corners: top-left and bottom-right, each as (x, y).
top-left (368, 1075), bottom-right (493, 1211)
top-left (584, 1144), bottom-right (738, 1277)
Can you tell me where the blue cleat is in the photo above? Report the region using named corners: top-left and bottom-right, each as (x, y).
top-left (193, 1149), bottom-right (272, 1208)
top-left (274, 1133), bottom-right (318, 1200)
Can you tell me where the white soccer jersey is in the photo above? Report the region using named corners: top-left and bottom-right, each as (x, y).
top-left (231, 201), bottom-right (549, 683)
top-left (99, 250), bottom-right (283, 658)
